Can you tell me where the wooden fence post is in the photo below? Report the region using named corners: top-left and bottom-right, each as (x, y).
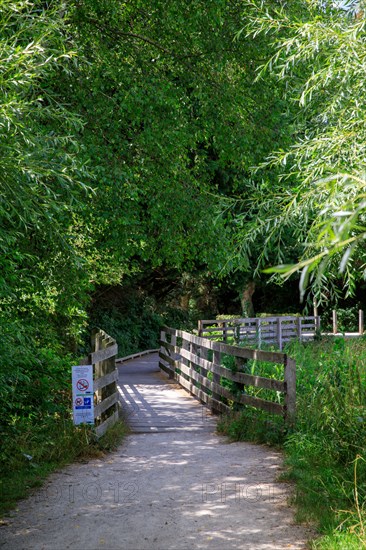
top-left (92, 329), bottom-right (101, 406)
top-left (198, 320), bottom-right (203, 338)
top-left (277, 318), bottom-right (282, 350)
top-left (296, 317), bottom-right (302, 342)
top-left (257, 319), bottom-right (262, 347)
top-left (199, 343), bottom-right (209, 401)
top-left (91, 328), bottom-right (119, 437)
top-left (284, 356), bottom-right (296, 425)
top-left (181, 337), bottom-right (192, 391)
top-left (359, 310), bottom-right (364, 335)
top-left (212, 348), bottom-right (221, 413)
top-left (315, 315), bottom-right (321, 333)
top-left (332, 310), bottom-right (338, 335)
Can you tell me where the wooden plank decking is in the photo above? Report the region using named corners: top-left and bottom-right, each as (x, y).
top-left (117, 352), bottom-right (217, 433)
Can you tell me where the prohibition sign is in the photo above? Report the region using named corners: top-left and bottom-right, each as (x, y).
top-left (75, 397), bottom-right (83, 406)
top-left (76, 378), bottom-right (89, 392)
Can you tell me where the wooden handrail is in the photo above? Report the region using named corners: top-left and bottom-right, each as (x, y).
top-left (159, 327), bottom-right (296, 424)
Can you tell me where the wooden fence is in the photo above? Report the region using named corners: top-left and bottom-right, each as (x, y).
top-left (159, 326), bottom-right (296, 424)
top-left (89, 328), bottom-right (119, 437)
top-left (330, 309), bottom-right (364, 335)
top-left (198, 316), bottom-right (320, 350)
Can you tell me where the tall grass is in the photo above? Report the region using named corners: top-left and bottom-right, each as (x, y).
top-left (218, 337), bottom-right (366, 548)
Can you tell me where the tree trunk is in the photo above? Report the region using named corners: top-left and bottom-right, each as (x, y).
top-left (180, 293), bottom-right (190, 311)
top-left (241, 281), bottom-right (255, 318)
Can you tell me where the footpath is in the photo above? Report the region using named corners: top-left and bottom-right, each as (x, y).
top-left (0, 353), bottom-right (313, 549)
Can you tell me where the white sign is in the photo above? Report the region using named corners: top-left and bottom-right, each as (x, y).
top-left (72, 365), bottom-right (94, 425)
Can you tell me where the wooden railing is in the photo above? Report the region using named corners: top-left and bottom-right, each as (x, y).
top-left (89, 328), bottom-right (119, 437)
top-left (198, 315), bottom-right (320, 350)
top-left (159, 326), bottom-right (296, 424)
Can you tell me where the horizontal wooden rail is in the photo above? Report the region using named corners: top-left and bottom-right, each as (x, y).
top-left (159, 326), bottom-right (296, 424)
top-left (116, 349), bottom-right (159, 364)
top-left (94, 392), bottom-right (119, 418)
top-left (161, 339), bottom-right (285, 392)
top-left (90, 343), bottom-right (118, 365)
top-left (93, 369), bottom-right (118, 392)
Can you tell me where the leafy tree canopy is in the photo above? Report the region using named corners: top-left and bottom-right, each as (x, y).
top-left (60, 0), bottom-right (289, 277)
top-left (232, 0), bottom-right (366, 303)
top-left (0, 0), bottom-right (94, 344)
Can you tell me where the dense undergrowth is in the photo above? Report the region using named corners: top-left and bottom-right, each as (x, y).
top-left (217, 337), bottom-right (366, 549)
top-left (87, 288), bottom-right (197, 358)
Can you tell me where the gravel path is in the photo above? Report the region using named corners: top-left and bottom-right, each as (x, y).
top-left (0, 354), bottom-right (313, 549)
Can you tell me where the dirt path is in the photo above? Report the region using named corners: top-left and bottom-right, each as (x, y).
top-left (0, 354), bottom-right (313, 549)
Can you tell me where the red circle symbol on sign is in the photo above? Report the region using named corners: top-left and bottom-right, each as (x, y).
top-left (76, 378), bottom-right (89, 392)
top-left (75, 397), bottom-right (83, 406)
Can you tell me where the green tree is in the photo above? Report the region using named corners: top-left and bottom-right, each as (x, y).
top-left (232, 0), bottom-right (366, 302)
top-left (0, 0), bottom-right (92, 345)
top-left (59, 0), bottom-right (288, 278)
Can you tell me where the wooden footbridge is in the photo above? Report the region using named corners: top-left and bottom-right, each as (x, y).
top-left (89, 312), bottom-right (365, 437)
top-left (1, 342), bottom-right (311, 550)
top-left (0, 327), bottom-right (315, 549)
top-left (87, 324), bottom-right (297, 436)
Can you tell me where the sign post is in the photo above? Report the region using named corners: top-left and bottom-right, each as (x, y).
top-left (72, 365), bottom-right (94, 425)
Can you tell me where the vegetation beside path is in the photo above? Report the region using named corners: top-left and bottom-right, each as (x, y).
top-left (218, 337), bottom-right (366, 549)
top-left (0, 361), bottom-right (128, 519)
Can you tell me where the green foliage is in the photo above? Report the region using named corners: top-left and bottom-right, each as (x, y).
top-left (0, 319), bottom-right (71, 436)
top-left (218, 408), bottom-right (286, 446)
top-left (87, 284), bottom-right (198, 357)
top-left (89, 305), bottom-right (162, 357)
top-left (0, 0), bottom-right (98, 355)
top-left (320, 305), bottom-right (361, 334)
top-left (58, 0), bottom-right (291, 280)
top-left (289, 338), bottom-right (366, 466)
top-left (0, 315), bottom-right (129, 516)
top-left (231, 1), bottom-right (366, 301)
